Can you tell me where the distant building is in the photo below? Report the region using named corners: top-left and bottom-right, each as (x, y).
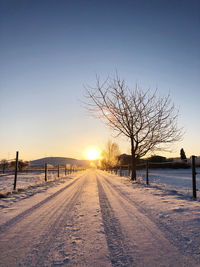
top-left (173, 156), bottom-right (200, 166)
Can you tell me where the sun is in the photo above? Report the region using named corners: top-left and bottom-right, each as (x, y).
top-left (85, 148), bottom-right (101, 161)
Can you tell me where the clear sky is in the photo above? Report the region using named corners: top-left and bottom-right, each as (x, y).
top-left (0, 0), bottom-right (200, 161)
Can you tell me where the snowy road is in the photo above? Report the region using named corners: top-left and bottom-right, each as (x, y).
top-left (0, 169), bottom-right (200, 266)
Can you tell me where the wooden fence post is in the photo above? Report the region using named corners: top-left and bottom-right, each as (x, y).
top-left (13, 151), bottom-right (19, 190)
top-left (45, 163), bottom-right (48, 182)
top-left (120, 166), bottom-right (122, 177)
top-left (58, 164), bottom-right (60, 178)
top-left (128, 165), bottom-right (131, 177)
top-left (65, 165), bottom-right (66, 176)
top-left (192, 156), bottom-right (197, 199)
top-left (146, 161), bottom-right (149, 185)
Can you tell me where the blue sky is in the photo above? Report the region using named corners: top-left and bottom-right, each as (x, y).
top-left (0, 0), bottom-right (200, 160)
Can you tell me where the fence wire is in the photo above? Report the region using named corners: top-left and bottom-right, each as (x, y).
top-left (110, 161), bottom-right (200, 199)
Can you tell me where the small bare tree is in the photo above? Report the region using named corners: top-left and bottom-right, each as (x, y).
top-left (85, 74), bottom-right (182, 180)
top-left (0, 159), bottom-right (9, 173)
top-left (101, 140), bottom-right (120, 170)
top-left (10, 160), bottom-right (29, 171)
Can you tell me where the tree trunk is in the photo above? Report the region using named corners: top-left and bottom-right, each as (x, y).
top-left (131, 138), bottom-right (137, 180)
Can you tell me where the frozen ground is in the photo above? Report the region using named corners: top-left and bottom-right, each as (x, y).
top-left (0, 170), bottom-right (66, 193)
top-left (1, 168), bottom-right (200, 198)
top-left (119, 167), bottom-right (200, 198)
top-left (0, 169), bottom-right (200, 266)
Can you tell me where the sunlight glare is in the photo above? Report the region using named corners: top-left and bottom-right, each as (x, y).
top-left (85, 148), bottom-right (101, 160)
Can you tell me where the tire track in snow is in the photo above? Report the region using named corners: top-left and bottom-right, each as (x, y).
top-left (0, 173), bottom-right (87, 266)
top-left (102, 174), bottom-right (198, 266)
top-left (44, 171), bottom-right (112, 267)
top-left (0, 176), bottom-right (81, 232)
top-left (97, 177), bottom-right (134, 267)
top-left (104, 178), bottom-right (191, 246)
top-left (27, 175), bottom-right (87, 267)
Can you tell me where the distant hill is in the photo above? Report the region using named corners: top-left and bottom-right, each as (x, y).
top-left (30, 157), bottom-right (91, 168)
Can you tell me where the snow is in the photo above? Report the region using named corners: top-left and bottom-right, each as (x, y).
top-left (1, 168), bottom-right (200, 199)
top-left (0, 170), bottom-right (63, 193)
top-left (0, 169), bottom-right (200, 266)
top-left (121, 167), bottom-right (200, 198)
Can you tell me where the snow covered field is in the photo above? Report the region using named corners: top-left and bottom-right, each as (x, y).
top-left (1, 168), bottom-right (200, 199)
top-left (0, 170), bottom-right (67, 193)
top-left (119, 168), bottom-right (200, 198)
top-left (0, 169), bottom-right (200, 266)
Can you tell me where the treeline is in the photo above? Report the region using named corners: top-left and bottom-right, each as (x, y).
top-left (100, 142), bottom-right (192, 170)
top-left (118, 154), bottom-right (190, 169)
top-left (0, 159), bottom-right (29, 173)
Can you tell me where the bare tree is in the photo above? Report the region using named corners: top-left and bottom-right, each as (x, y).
top-left (101, 140), bottom-right (120, 170)
top-left (85, 74), bottom-right (182, 180)
top-left (10, 160), bottom-right (29, 171)
top-left (0, 159), bottom-right (9, 173)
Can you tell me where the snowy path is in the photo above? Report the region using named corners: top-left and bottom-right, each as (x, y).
top-left (0, 169), bottom-right (200, 266)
